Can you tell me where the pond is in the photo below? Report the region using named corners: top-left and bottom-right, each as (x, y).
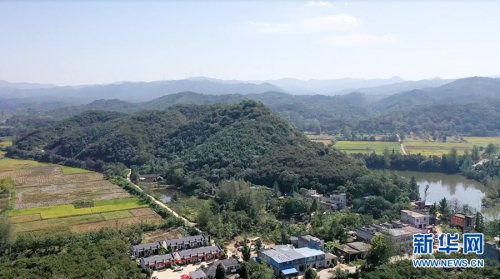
top-left (394, 170), bottom-right (500, 220)
top-left (153, 188), bottom-right (179, 203)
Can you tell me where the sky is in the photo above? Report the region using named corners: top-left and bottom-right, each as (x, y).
top-left (1, 0), bottom-right (499, 86)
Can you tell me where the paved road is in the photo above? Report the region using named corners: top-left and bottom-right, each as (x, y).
top-left (126, 170), bottom-right (200, 232)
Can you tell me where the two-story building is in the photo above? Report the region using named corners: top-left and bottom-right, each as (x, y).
top-left (400, 210), bottom-right (430, 229)
top-left (174, 245), bottom-right (221, 265)
top-left (163, 234), bottom-right (207, 251)
top-left (259, 245), bottom-right (326, 278)
top-left (451, 213), bottom-right (475, 230)
top-left (131, 242), bottom-right (162, 259)
top-left (297, 235), bottom-right (324, 250)
top-left (139, 254), bottom-right (174, 270)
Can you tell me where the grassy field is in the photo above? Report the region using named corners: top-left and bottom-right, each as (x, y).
top-left (9, 197), bottom-right (148, 219)
top-left (334, 141), bottom-right (401, 154)
top-left (164, 194), bottom-right (209, 222)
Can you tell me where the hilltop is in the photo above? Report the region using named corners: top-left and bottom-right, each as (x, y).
top-left (10, 101), bottom-right (367, 192)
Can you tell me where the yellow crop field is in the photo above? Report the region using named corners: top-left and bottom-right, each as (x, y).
top-left (9, 197), bottom-right (148, 219)
top-left (464, 137), bottom-right (500, 146)
top-left (334, 141), bottom-right (401, 154)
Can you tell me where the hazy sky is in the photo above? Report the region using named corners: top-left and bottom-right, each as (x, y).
top-left (1, 1), bottom-right (499, 85)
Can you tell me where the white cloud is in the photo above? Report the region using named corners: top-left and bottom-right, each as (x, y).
top-left (322, 33), bottom-right (395, 46)
top-left (302, 14), bottom-right (362, 32)
top-left (304, 1), bottom-right (332, 8)
top-left (249, 14), bottom-right (362, 34)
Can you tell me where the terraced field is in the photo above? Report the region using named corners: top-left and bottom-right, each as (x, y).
top-left (0, 158), bottom-right (163, 233)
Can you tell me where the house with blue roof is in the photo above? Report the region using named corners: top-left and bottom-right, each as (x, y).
top-left (259, 245), bottom-right (333, 278)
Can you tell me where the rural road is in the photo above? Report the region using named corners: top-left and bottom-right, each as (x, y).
top-left (126, 170), bottom-right (201, 232)
top-left (396, 134), bottom-right (408, 155)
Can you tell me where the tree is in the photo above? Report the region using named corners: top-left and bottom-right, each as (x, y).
top-left (304, 267), bottom-right (320, 279)
top-left (273, 181), bottom-right (281, 197)
top-left (197, 202), bottom-right (213, 228)
top-left (255, 238), bottom-right (263, 252)
top-left (238, 262), bottom-right (249, 279)
top-left (429, 203), bottom-right (438, 217)
top-left (460, 151), bottom-right (473, 173)
top-left (475, 212), bottom-right (485, 232)
top-left (446, 148), bottom-right (458, 173)
top-left (215, 263), bottom-right (227, 279)
top-left (439, 198), bottom-right (451, 223)
top-left (0, 213), bottom-right (12, 249)
top-left (364, 235), bottom-right (392, 269)
top-left (471, 145), bottom-right (480, 161)
top-left (424, 184), bottom-right (430, 202)
top-left (485, 143), bottom-right (497, 157)
top-left (242, 237), bottom-right (251, 262)
top-left (328, 269), bottom-right (349, 279)
top-left (310, 198), bottom-right (318, 213)
top-left (383, 147), bottom-right (391, 168)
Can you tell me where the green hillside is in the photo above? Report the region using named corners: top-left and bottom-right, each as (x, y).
top-left (10, 101), bottom-right (367, 193)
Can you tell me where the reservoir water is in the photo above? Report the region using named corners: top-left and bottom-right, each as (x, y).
top-left (395, 170), bottom-right (500, 220)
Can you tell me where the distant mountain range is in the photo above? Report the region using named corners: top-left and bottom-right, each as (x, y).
top-left (3, 76), bottom-right (500, 136)
top-left (0, 76), bottom-right (456, 106)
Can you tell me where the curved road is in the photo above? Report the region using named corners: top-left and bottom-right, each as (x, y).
top-left (126, 170), bottom-right (200, 232)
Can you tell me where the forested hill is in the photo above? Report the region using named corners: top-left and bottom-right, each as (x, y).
top-left (9, 101), bottom-right (367, 192)
top-left (8, 77), bottom-right (500, 136)
top-left (376, 77), bottom-right (500, 111)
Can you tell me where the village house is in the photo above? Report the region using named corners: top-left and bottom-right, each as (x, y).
top-left (451, 213), bottom-right (475, 230)
top-left (139, 174), bottom-right (164, 183)
top-left (335, 242), bottom-right (371, 263)
top-left (356, 224), bottom-right (424, 253)
top-left (400, 209), bottom-right (430, 229)
top-left (189, 259), bottom-right (240, 279)
top-left (189, 269), bottom-right (207, 279)
top-left (174, 245), bottom-right (221, 265)
top-left (307, 190), bottom-right (347, 211)
top-left (163, 234), bottom-right (207, 251)
top-left (259, 245), bottom-right (327, 278)
top-left (139, 254), bottom-right (174, 270)
top-left (205, 259), bottom-right (240, 278)
top-left (297, 235), bottom-right (324, 251)
top-left (131, 242), bottom-right (162, 259)
top-left (387, 226), bottom-right (424, 253)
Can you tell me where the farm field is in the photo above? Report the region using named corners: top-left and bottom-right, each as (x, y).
top-left (0, 136), bottom-right (12, 149)
top-left (326, 137), bottom-right (500, 156)
top-left (306, 134), bottom-right (335, 145)
top-left (0, 157), bottom-right (163, 234)
top-left (334, 140), bottom-right (401, 154)
top-left (405, 137), bottom-right (500, 156)
top-left (463, 137), bottom-right (500, 146)
top-left (9, 197), bottom-right (148, 218)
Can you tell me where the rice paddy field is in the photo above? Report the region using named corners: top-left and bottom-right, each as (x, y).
top-left (334, 141), bottom-right (401, 154)
top-left (0, 157), bottom-right (163, 234)
top-left (405, 137), bottom-right (500, 156)
top-left (321, 136), bottom-right (500, 156)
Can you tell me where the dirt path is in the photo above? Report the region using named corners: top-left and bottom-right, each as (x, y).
top-left (126, 169), bottom-right (201, 232)
top-left (396, 134), bottom-right (408, 155)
